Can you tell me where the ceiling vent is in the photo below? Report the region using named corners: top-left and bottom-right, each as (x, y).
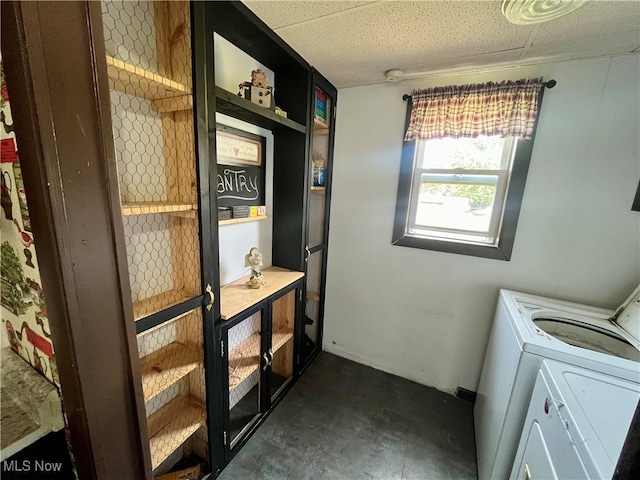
top-left (502, 0), bottom-right (590, 25)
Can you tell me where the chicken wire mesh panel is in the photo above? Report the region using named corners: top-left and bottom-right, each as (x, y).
top-left (306, 250), bottom-right (322, 297)
top-left (102, 0), bottom-right (157, 72)
top-left (228, 313), bottom-right (262, 444)
top-left (138, 309), bottom-right (204, 405)
top-left (139, 309), bottom-right (208, 471)
top-left (122, 213), bottom-right (200, 318)
top-left (103, 1), bottom-right (200, 318)
top-left (110, 91), bottom-right (166, 203)
top-left (228, 312), bottom-right (261, 399)
top-left (305, 251), bottom-right (323, 345)
top-left (270, 291), bottom-right (295, 398)
top-left (309, 133), bottom-right (328, 248)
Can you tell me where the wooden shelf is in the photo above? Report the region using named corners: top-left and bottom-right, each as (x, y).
top-left (133, 289), bottom-right (193, 321)
top-left (219, 215), bottom-right (268, 226)
top-left (121, 202), bottom-right (197, 216)
top-left (106, 56), bottom-right (190, 101)
top-left (228, 332), bottom-right (260, 392)
top-left (310, 186), bottom-right (326, 194)
top-left (313, 118), bottom-right (329, 135)
top-left (272, 329), bottom-right (293, 353)
top-left (215, 86), bottom-right (306, 134)
top-left (306, 291), bottom-right (320, 302)
top-left (220, 267), bottom-right (304, 320)
top-left (140, 343), bottom-right (201, 402)
top-left (152, 95), bottom-right (193, 113)
top-left (147, 395), bottom-right (205, 470)
top-left (227, 329), bottom-right (293, 392)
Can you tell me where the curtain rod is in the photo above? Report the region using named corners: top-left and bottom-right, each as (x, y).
top-left (402, 79), bottom-right (557, 101)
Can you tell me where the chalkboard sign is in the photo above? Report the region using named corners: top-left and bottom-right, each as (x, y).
top-left (217, 164), bottom-right (264, 207)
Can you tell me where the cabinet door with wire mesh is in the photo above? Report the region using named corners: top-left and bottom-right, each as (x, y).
top-left (101, 1), bottom-right (212, 476)
top-left (223, 307), bottom-right (266, 453)
top-left (268, 287), bottom-right (297, 401)
top-left (304, 77), bottom-right (336, 365)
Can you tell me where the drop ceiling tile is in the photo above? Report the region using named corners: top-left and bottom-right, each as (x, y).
top-left (244, 0), bottom-right (639, 88)
top-left (274, 1), bottom-right (532, 87)
top-left (524, 30), bottom-right (640, 61)
top-left (336, 49), bottom-right (523, 88)
top-left (531, 0), bottom-right (640, 45)
top-left (243, 1), bottom-right (375, 30)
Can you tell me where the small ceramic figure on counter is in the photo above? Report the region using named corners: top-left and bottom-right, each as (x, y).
top-left (245, 247), bottom-right (267, 289)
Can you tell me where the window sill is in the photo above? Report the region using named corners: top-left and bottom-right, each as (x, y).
top-left (391, 233), bottom-right (513, 260)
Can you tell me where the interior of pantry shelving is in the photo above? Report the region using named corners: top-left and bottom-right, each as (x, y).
top-left (101, 0), bottom-right (207, 475)
top-left (212, 23), bottom-right (305, 452)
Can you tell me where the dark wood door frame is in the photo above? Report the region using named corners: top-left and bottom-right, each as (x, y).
top-left (1, 2), bottom-right (150, 478)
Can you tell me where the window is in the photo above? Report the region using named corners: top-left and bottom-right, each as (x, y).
top-left (393, 78), bottom-right (548, 260)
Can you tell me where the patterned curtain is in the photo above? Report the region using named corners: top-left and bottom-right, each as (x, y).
top-left (404, 77), bottom-right (544, 141)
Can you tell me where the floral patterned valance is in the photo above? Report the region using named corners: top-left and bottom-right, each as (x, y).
top-left (404, 77), bottom-right (544, 141)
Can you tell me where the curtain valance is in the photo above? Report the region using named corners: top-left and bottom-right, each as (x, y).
top-left (404, 77), bottom-right (544, 141)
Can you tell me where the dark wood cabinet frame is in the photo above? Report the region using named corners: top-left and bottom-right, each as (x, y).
top-left (2, 2), bottom-right (337, 478)
top-left (1, 2), bottom-right (150, 478)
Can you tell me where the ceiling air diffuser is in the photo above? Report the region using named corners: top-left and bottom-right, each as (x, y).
top-left (502, 0), bottom-right (590, 25)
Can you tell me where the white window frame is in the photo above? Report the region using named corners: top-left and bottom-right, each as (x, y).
top-left (392, 135), bottom-right (536, 261)
top-left (406, 137), bottom-right (517, 246)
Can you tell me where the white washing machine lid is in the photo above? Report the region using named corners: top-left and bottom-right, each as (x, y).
top-left (613, 284), bottom-right (640, 344)
top-left (542, 360), bottom-right (640, 478)
top-left (504, 286), bottom-right (640, 366)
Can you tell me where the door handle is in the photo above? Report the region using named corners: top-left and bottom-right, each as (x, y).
top-left (267, 350), bottom-right (273, 366)
top-left (205, 284), bottom-right (215, 311)
top-left (305, 246), bottom-right (310, 263)
top-left (262, 352), bottom-right (269, 371)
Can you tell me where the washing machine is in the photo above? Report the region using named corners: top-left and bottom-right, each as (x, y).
top-left (510, 359), bottom-right (639, 479)
top-left (474, 286), bottom-right (640, 480)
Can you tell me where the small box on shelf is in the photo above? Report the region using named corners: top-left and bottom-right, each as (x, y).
top-left (315, 89), bottom-right (328, 123)
top-left (155, 463), bottom-right (201, 480)
top-left (313, 155), bottom-right (326, 187)
top-left (218, 207), bottom-right (231, 221)
top-left (250, 206), bottom-right (258, 217)
top-left (232, 205), bottom-right (250, 218)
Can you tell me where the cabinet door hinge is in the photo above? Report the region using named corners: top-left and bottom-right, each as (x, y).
top-left (221, 340), bottom-right (224, 357)
top-left (223, 431), bottom-right (227, 446)
top-left (333, 105), bottom-right (337, 119)
top-left (297, 354), bottom-right (300, 365)
top-left (299, 290), bottom-right (302, 301)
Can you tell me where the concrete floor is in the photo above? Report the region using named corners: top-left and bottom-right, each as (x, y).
top-left (219, 352), bottom-right (477, 480)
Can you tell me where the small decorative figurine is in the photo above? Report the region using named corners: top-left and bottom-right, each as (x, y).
top-left (238, 69), bottom-right (275, 110)
top-left (245, 247), bottom-right (267, 289)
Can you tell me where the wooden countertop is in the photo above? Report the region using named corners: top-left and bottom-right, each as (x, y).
top-left (220, 266), bottom-right (304, 320)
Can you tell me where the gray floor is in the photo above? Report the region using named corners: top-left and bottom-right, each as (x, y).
top-left (219, 352), bottom-right (477, 480)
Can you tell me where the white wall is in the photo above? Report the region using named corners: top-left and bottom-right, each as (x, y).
top-left (216, 114), bottom-right (274, 285)
top-left (323, 54), bottom-right (640, 393)
top-left (214, 35), bottom-right (275, 285)
top-left (214, 33), bottom-right (275, 93)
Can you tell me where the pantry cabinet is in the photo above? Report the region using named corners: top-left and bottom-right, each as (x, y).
top-left (100, 1), bottom-right (217, 475)
top-left (218, 268), bottom-right (303, 459)
top-left (2, 1), bottom-right (336, 478)
top-left (303, 71), bottom-right (337, 369)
